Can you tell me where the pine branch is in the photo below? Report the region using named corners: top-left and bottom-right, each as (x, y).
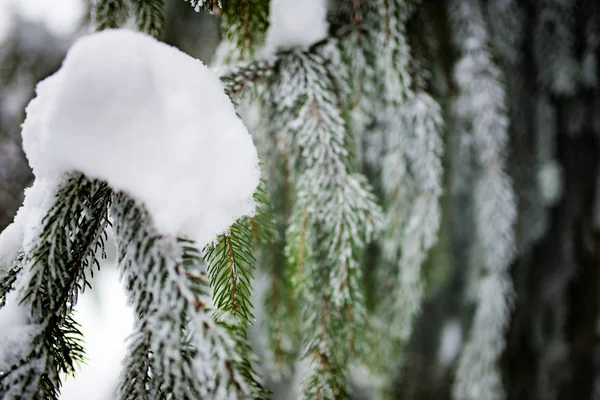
top-left (219, 58), bottom-right (277, 102)
top-left (118, 330), bottom-right (152, 400)
top-left (131, 0), bottom-right (165, 38)
top-left (204, 219), bottom-right (256, 325)
top-left (380, 92), bottom-right (444, 343)
top-left (92, 0), bottom-right (130, 31)
top-left (272, 43), bottom-right (382, 396)
top-left (337, 0), bottom-right (380, 152)
top-left (299, 262), bottom-right (349, 400)
top-left (0, 175), bottom-right (110, 400)
top-left (221, 0), bottom-right (270, 61)
top-left (449, 0), bottom-right (517, 399)
top-left (112, 193), bottom-right (266, 399)
top-left (376, 0), bottom-right (415, 105)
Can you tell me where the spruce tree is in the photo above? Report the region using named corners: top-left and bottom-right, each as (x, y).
top-left (0, 1), bottom-right (599, 400)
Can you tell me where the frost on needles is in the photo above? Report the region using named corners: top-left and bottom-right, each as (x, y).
top-left (0, 29), bottom-right (265, 399)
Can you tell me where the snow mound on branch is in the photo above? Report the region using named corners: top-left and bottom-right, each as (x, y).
top-left (21, 29), bottom-right (260, 248)
top-left (265, 0), bottom-right (328, 51)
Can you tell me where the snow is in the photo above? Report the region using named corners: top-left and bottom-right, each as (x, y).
top-left (264, 0), bottom-right (328, 52)
top-left (0, 290), bottom-right (38, 371)
top-left (21, 29), bottom-right (261, 248)
top-left (0, 177), bottom-right (63, 371)
top-left (0, 220), bottom-right (22, 271)
top-left (438, 319), bottom-right (463, 367)
top-left (0, 177), bottom-right (62, 271)
top-left (538, 161), bottom-right (562, 206)
top-left (61, 266), bottom-right (134, 400)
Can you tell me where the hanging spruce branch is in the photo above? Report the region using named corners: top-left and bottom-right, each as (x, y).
top-left (204, 219), bottom-right (256, 325)
top-left (221, 0), bottom-right (270, 60)
top-left (381, 92), bottom-right (444, 341)
top-left (0, 176), bottom-right (110, 400)
top-left (270, 41), bottom-right (382, 397)
top-left (112, 192), bottom-right (267, 399)
top-left (350, 2), bottom-right (445, 392)
top-left (131, 0), bottom-right (165, 38)
top-left (336, 0), bottom-right (379, 143)
top-left (219, 58), bottom-right (277, 102)
top-left (92, 0), bottom-right (130, 31)
top-left (449, 0), bottom-right (517, 399)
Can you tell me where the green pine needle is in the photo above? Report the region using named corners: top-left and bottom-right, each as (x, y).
top-left (131, 0), bottom-right (165, 38)
top-left (204, 218), bottom-right (256, 324)
top-left (93, 0), bottom-right (130, 31)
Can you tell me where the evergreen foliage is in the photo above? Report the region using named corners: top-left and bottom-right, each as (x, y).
top-left (187, 0), bottom-right (270, 61)
top-left (0, 176), bottom-right (110, 399)
top-left (448, 1), bottom-right (516, 399)
top-left (1, 0), bottom-right (598, 399)
top-left (92, 0), bottom-right (130, 31)
top-left (112, 192), bottom-right (266, 399)
top-left (131, 0), bottom-right (165, 38)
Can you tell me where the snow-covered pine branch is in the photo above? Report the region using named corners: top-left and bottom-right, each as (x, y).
top-left (112, 193), bottom-right (266, 399)
top-left (272, 42), bottom-right (382, 397)
top-left (0, 176), bottom-right (110, 399)
top-left (0, 26), bottom-right (268, 399)
top-left (449, 0), bottom-right (517, 399)
top-left (350, 2), bottom-right (445, 391)
top-left (336, 0), bottom-right (380, 149)
top-left (218, 58), bottom-right (277, 103)
top-left (382, 92), bottom-right (444, 342)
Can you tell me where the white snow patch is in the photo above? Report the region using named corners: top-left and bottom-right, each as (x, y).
top-left (0, 290), bottom-right (39, 371)
top-left (264, 0), bottom-right (328, 52)
top-left (21, 29), bottom-right (260, 248)
top-left (60, 266), bottom-right (134, 400)
top-left (438, 319), bottom-right (462, 367)
top-left (0, 177), bottom-right (62, 372)
top-left (538, 161), bottom-right (562, 206)
top-left (0, 177), bottom-right (62, 271)
top-left (0, 221), bottom-right (22, 271)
